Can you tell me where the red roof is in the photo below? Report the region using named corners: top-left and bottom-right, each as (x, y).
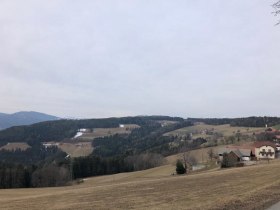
top-left (224, 145), bottom-right (255, 155)
top-left (253, 141), bottom-right (276, 149)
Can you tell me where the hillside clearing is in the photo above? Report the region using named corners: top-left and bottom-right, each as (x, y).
top-left (166, 146), bottom-right (222, 164)
top-left (75, 124), bottom-right (140, 141)
top-left (58, 142), bottom-right (93, 157)
top-left (164, 123), bottom-right (265, 138)
top-left (0, 160), bottom-right (280, 209)
top-left (0, 142), bottom-right (31, 151)
top-left (156, 120), bottom-right (179, 127)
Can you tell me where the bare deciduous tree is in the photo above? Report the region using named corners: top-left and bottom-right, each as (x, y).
top-left (207, 148), bottom-right (214, 161)
top-left (125, 153), bottom-right (165, 171)
top-left (273, 1), bottom-right (280, 24)
top-left (32, 165), bottom-right (71, 187)
top-left (181, 150), bottom-right (197, 172)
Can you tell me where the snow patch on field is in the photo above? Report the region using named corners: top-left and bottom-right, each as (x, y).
top-left (74, 132), bottom-right (83, 138)
top-left (74, 128), bottom-right (88, 138)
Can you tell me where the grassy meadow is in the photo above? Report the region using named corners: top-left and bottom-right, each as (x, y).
top-left (166, 146), bottom-right (222, 164)
top-left (1, 159), bottom-right (280, 209)
top-left (0, 142), bottom-right (31, 151)
top-left (58, 142), bottom-right (93, 157)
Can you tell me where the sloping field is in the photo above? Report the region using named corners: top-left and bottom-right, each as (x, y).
top-left (166, 146), bottom-right (223, 164)
top-left (58, 142), bottom-right (93, 157)
top-left (1, 161), bottom-right (280, 210)
top-left (76, 124), bottom-right (140, 141)
top-left (0, 142), bottom-right (31, 151)
top-left (166, 143), bottom-right (255, 165)
top-left (164, 123), bottom-right (265, 139)
top-left (156, 120), bottom-right (179, 127)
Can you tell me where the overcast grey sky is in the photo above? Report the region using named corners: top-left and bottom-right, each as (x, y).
top-left (0, 0), bottom-right (279, 118)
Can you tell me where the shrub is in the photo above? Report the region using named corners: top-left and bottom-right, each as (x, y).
top-left (176, 160), bottom-right (186, 174)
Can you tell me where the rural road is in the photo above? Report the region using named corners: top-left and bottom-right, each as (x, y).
top-left (267, 201), bottom-right (280, 210)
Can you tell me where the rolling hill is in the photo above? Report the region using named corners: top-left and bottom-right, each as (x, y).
top-left (0, 159), bottom-right (279, 209)
top-left (0, 111), bottom-right (59, 130)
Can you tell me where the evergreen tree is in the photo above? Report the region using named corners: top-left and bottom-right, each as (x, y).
top-left (176, 160), bottom-right (186, 174)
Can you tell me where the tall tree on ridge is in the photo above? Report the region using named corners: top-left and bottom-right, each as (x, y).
top-left (273, 1), bottom-right (280, 24)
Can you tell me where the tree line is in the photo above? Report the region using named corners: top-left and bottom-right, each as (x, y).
top-left (188, 117), bottom-right (280, 127)
top-left (72, 153), bottom-right (165, 179)
top-left (0, 150), bottom-right (165, 188)
top-left (0, 146), bottom-right (71, 188)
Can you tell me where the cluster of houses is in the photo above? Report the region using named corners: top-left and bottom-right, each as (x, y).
top-left (218, 141), bottom-right (280, 164)
top-left (218, 127), bottom-right (280, 165)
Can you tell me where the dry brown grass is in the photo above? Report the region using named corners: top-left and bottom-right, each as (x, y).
top-left (166, 146), bottom-right (223, 164)
top-left (1, 160), bottom-right (280, 210)
top-left (58, 142), bottom-right (93, 157)
top-left (0, 142), bottom-right (31, 151)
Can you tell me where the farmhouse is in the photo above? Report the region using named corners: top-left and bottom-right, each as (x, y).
top-left (218, 146), bottom-right (254, 162)
top-left (253, 141), bottom-right (276, 160)
top-left (231, 149), bottom-right (253, 161)
top-left (225, 151), bottom-right (240, 164)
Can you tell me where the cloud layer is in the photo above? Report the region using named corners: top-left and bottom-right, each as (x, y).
top-left (0, 0), bottom-right (279, 118)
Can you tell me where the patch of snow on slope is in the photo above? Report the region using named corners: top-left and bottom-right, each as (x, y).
top-left (73, 128), bottom-right (89, 138)
top-left (74, 131), bottom-right (83, 138)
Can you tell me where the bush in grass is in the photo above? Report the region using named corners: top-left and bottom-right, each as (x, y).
top-left (176, 160), bottom-right (186, 174)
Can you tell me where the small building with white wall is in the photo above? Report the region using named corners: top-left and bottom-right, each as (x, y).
top-left (253, 141), bottom-right (276, 160)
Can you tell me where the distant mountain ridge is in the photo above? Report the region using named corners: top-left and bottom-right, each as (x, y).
top-left (0, 111), bottom-right (59, 130)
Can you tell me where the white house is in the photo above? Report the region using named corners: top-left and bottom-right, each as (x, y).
top-left (253, 141), bottom-right (276, 160)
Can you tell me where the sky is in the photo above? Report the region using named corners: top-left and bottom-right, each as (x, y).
top-left (0, 0), bottom-right (279, 119)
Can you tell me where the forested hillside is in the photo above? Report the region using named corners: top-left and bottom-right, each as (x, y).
top-left (92, 120), bottom-right (193, 157)
top-left (0, 145), bottom-right (69, 188)
top-left (1, 116), bottom-right (278, 147)
top-left (0, 116), bottom-right (184, 146)
top-left (188, 116), bottom-right (280, 127)
top-left (1, 115), bottom-right (279, 189)
top-left (0, 116), bottom-right (191, 188)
